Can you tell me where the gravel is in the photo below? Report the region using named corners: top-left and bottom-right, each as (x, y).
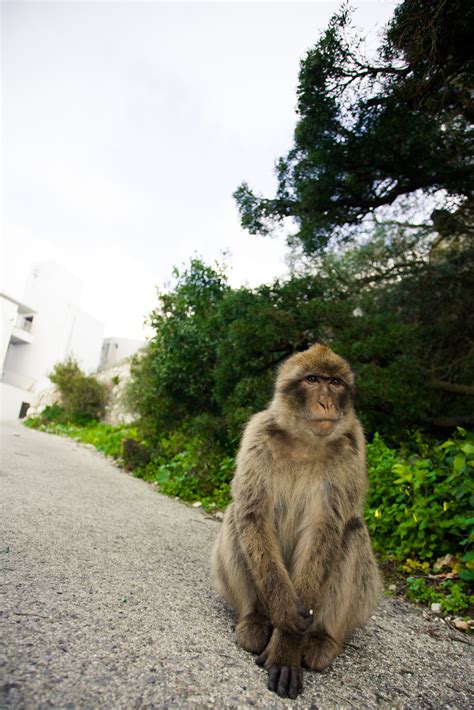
top-left (1, 420), bottom-right (472, 709)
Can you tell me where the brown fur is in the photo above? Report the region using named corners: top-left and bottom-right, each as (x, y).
top-left (211, 344), bottom-right (381, 699)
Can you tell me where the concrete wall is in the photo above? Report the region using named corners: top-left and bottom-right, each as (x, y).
top-left (4, 263), bottom-right (104, 392)
top-left (99, 338), bottom-right (144, 371)
top-left (0, 382), bottom-right (33, 420)
top-left (1, 298), bottom-right (18, 367)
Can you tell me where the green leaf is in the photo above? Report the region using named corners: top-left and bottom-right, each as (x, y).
top-left (453, 454), bottom-right (466, 473)
top-left (392, 464), bottom-right (407, 474)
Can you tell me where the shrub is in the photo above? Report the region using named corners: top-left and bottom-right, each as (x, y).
top-left (129, 422), bottom-right (234, 509)
top-left (122, 438), bottom-right (153, 470)
top-left (405, 577), bottom-right (472, 615)
top-left (49, 357), bottom-right (108, 422)
top-left (40, 403), bottom-right (65, 423)
top-left (366, 428), bottom-right (474, 562)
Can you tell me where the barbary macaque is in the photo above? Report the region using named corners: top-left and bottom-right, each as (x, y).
top-left (211, 343), bottom-right (381, 699)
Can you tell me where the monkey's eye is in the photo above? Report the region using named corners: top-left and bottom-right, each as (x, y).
top-left (305, 375), bottom-right (320, 384)
top-left (330, 378), bottom-right (343, 386)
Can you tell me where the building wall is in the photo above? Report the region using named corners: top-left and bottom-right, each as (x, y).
top-left (7, 262), bottom-right (104, 391)
top-left (99, 337), bottom-right (144, 371)
top-left (1, 263), bottom-right (104, 415)
top-left (0, 382), bottom-right (33, 420)
top-left (1, 298), bottom-right (18, 367)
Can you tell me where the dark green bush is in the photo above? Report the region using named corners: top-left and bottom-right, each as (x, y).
top-left (41, 403), bottom-right (65, 422)
top-left (122, 438), bottom-right (153, 470)
top-left (49, 358), bottom-right (108, 422)
top-left (366, 428), bottom-right (474, 562)
top-left (139, 424), bottom-right (234, 508)
top-left (405, 577), bottom-right (471, 615)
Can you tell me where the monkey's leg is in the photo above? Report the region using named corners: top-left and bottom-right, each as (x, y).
top-left (302, 518), bottom-right (381, 672)
top-left (256, 630), bottom-right (304, 699)
top-left (211, 507), bottom-right (272, 654)
top-left (236, 606), bottom-right (273, 655)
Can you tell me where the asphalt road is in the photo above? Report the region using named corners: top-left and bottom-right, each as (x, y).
top-left (0, 421), bottom-right (472, 709)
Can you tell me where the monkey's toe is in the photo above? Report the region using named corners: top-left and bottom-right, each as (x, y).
top-left (267, 666), bottom-right (303, 699)
top-left (236, 614), bottom-right (272, 655)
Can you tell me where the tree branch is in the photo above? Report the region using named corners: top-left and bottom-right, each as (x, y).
top-left (424, 415), bottom-right (474, 428)
top-left (428, 379), bottom-right (474, 396)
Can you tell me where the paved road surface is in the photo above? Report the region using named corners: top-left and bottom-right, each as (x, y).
top-left (1, 421), bottom-right (472, 709)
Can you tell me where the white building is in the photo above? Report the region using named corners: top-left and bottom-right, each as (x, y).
top-left (99, 337), bottom-right (144, 371)
top-left (0, 263), bottom-right (104, 420)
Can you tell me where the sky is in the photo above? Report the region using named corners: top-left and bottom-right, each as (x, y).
top-left (2, 0), bottom-right (396, 340)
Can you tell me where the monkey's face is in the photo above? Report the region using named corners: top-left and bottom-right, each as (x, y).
top-left (299, 373), bottom-right (352, 433)
top-left (276, 344), bottom-right (354, 436)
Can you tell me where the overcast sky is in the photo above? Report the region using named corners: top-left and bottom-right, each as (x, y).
top-left (2, 0), bottom-right (396, 340)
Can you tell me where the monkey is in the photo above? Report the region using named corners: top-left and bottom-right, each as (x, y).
top-left (211, 343), bottom-right (381, 699)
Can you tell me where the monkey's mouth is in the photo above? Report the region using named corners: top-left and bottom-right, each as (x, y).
top-left (310, 417), bottom-right (340, 429)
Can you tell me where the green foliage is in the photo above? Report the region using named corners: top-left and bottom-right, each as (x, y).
top-left (24, 419), bottom-right (138, 460)
top-left (137, 426), bottom-right (234, 509)
top-left (144, 453), bottom-right (233, 510)
top-left (40, 403), bottom-right (65, 423)
top-left (121, 438), bottom-right (153, 470)
top-left (24, 404), bottom-right (66, 428)
top-left (24, 404), bottom-right (69, 429)
top-left (124, 259), bottom-right (229, 440)
top-left (49, 357), bottom-right (108, 423)
top-left (366, 429), bottom-right (474, 561)
top-left (234, 0), bottom-right (473, 253)
top-left (405, 577), bottom-right (473, 616)
top-left (366, 428), bottom-right (474, 615)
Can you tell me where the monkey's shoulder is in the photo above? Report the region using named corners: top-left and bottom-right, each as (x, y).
top-left (233, 412), bottom-right (281, 479)
top-left (239, 410), bottom-right (279, 450)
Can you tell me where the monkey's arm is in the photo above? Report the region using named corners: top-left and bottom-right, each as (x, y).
top-left (291, 515), bottom-right (345, 609)
top-left (233, 454), bottom-right (312, 635)
top-left (291, 475), bottom-right (362, 607)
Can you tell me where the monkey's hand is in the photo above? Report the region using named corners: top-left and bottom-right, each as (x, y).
top-left (256, 629), bottom-right (304, 699)
top-left (270, 596), bottom-right (313, 635)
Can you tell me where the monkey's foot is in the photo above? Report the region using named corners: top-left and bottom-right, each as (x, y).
top-left (302, 633), bottom-right (341, 671)
top-left (266, 665), bottom-right (303, 699)
top-left (256, 629), bottom-right (304, 698)
top-left (236, 613), bottom-right (272, 654)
